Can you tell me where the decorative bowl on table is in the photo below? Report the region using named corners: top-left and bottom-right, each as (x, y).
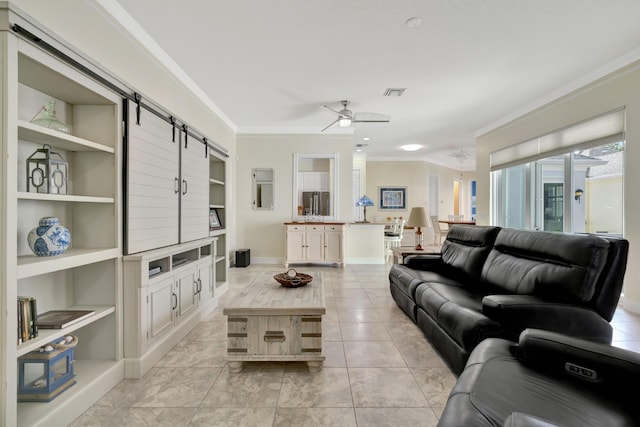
top-left (274, 269), bottom-right (313, 288)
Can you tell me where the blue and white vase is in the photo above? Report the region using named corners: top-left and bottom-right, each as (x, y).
top-left (27, 217), bottom-right (71, 256)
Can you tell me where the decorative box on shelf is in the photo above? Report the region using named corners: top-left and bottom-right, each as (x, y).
top-left (17, 335), bottom-right (78, 402)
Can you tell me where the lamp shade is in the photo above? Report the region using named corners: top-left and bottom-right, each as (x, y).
top-left (355, 195), bottom-right (374, 207)
top-left (406, 207), bottom-right (430, 228)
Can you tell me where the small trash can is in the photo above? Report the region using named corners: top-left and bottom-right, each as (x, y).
top-left (235, 249), bottom-right (250, 267)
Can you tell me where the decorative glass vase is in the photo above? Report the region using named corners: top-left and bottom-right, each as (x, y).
top-left (30, 100), bottom-right (70, 134)
top-left (27, 217), bottom-right (71, 256)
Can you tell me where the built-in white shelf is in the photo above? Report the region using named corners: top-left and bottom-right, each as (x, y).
top-left (215, 255), bottom-right (226, 264)
top-left (210, 229), bottom-right (226, 237)
top-left (17, 359), bottom-right (122, 426)
top-left (209, 178), bottom-right (224, 186)
top-left (18, 120), bottom-right (115, 154)
top-left (17, 192), bottom-right (115, 204)
top-left (209, 204), bottom-right (224, 209)
top-left (16, 305), bottom-right (116, 357)
top-left (17, 248), bottom-right (119, 279)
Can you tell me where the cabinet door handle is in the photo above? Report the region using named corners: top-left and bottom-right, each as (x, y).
top-left (174, 177), bottom-right (180, 194)
top-left (182, 179), bottom-right (188, 195)
top-left (172, 293), bottom-right (178, 310)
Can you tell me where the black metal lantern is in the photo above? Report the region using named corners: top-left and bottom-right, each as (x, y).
top-left (26, 144), bottom-right (68, 194)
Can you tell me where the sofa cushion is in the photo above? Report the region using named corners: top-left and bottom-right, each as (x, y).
top-left (441, 225), bottom-right (501, 281)
top-left (481, 229), bottom-right (610, 302)
top-left (388, 264), bottom-right (427, 301)
top-left (416, 283), bottom-right (502, 350)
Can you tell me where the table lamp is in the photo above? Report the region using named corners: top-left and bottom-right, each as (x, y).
top-left (406, 207), bottom-right (431, 250)
top-left (355, 195), bottom-right (374, 223)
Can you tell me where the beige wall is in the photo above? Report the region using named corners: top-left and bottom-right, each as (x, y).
top-left (476, 61), bottom-right (640, 312)
top-left (366, 161), bottom-right (476, 223)
top-left (236, 134), bottom-right (353, 262)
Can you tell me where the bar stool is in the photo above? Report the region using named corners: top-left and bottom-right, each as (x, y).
top-left (384, 219), bottom-right (405, 262)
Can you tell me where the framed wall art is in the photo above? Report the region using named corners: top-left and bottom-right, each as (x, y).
top-left (379, 187), bottom-right (406, 210)
top-left (209, 208), bottom-right (223, 230)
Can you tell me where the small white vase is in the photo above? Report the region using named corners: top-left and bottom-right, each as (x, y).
top-left (27, 217), bottom-right (71, 256)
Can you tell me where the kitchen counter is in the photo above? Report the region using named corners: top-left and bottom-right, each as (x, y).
top-left (284, 221), bottom-right (347, 225)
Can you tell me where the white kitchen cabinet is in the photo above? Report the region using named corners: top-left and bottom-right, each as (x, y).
top-left (324, 225), bottom-right (344, 263)
top-left (122, 238), bottom-right (220, 378)
top-left (284, 223), bottom-right (345, 268)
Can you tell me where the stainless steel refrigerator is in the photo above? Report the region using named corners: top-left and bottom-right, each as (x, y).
top-left (302, 191), bottom-right (330, 216)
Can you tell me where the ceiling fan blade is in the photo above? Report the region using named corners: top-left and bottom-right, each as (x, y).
top-left (449, 147), bottom-right (471, 160)
top-left (352, 112), bottom-right (390, 123)
top-left (320, 117), bottom-right (340, 132)
top-left (321, 104), bottom-right (343, 116)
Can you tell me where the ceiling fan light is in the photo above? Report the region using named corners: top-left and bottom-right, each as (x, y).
top-left (338, 117), bottom-right (352, 127)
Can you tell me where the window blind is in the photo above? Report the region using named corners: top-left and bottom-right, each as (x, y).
top-left (490, 108), bottom-right (625, 171)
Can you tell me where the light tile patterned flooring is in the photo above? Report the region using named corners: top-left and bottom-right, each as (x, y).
top-left (71, 263), bottom-right (640, 427)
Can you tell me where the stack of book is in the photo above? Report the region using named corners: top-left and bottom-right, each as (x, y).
top-left (17, 296), bottom-right (38, 344)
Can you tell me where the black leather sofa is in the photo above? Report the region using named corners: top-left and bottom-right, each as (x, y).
top-left (389, 225), bottom-right (629, 374)
top-left (438, 328), bottom-right (640, 427)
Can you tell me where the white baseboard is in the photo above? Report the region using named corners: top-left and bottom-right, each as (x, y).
top-left (621, 295), bottom-right (640, 315)
top-left (249, 257), bottom-right (386, 265)
top-left (248, 257), bottom-right (284, 265)
top-left (346, 257), bottom-right (385, 264)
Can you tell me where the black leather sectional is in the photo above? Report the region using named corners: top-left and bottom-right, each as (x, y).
top-left (389, 225), bottom-right (629, 375)
top-left (438, 329), bottom-right (640, 427)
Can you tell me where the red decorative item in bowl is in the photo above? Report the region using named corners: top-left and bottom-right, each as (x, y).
top-left (274, 269), bottom-right (313, 288)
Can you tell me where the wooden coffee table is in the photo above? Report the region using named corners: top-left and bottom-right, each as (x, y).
top-left (223, 272), bottom-right (325, 372)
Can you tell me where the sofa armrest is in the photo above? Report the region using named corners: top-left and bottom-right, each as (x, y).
top-left (517, 328), bottom-right (640, 395)
top-left (482, 294), bottom-right (613, 342)
top-left (404, 254), bottom-right (444, 270)
top-left (503, 413), bottom-right (563, 427)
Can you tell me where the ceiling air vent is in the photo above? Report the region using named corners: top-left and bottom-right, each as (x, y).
top-left (383, 88), bottom-right (406, 97)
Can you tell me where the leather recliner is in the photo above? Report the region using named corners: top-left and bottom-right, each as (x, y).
top-left (437, 328), bottom-right (640, 427)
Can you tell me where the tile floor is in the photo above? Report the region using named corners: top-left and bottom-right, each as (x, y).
top-left (71, 263), bottom-right (640, 427)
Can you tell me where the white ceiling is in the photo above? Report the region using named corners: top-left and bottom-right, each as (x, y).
top-left (111, 0), bottom-right (640, 171)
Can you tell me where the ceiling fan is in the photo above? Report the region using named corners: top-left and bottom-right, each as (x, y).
top-left (320, 100), bottom-right (390, 132)
top-left (449, 146), bottom-right (473, 161)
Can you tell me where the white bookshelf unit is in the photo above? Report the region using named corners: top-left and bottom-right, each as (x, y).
top-left (1, 4), bottom-right (231, 426)
top-left (209, 149), bottom-right (227, 285)
top-left (1, 8), bottom-right (124, 426)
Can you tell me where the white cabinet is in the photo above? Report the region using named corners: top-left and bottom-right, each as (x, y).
top-left (285, 226), bottom-right (306, 263)
top-left (1, 24), bottom-right (123, 426)
top-left (285, 224), bottom-right (345, 268)
top-left (180, 136), bottom-right (210, 243)
top-left (126, 103), bottom-right (179, 253)
top-left (122, 238), bottom-right (219, 378)
top-left (126, 100), bottom-right (210, 254)
top-left (148, 276), bottom-right (175, 340)
top-left (324, 225), bottom-right (344, 263)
